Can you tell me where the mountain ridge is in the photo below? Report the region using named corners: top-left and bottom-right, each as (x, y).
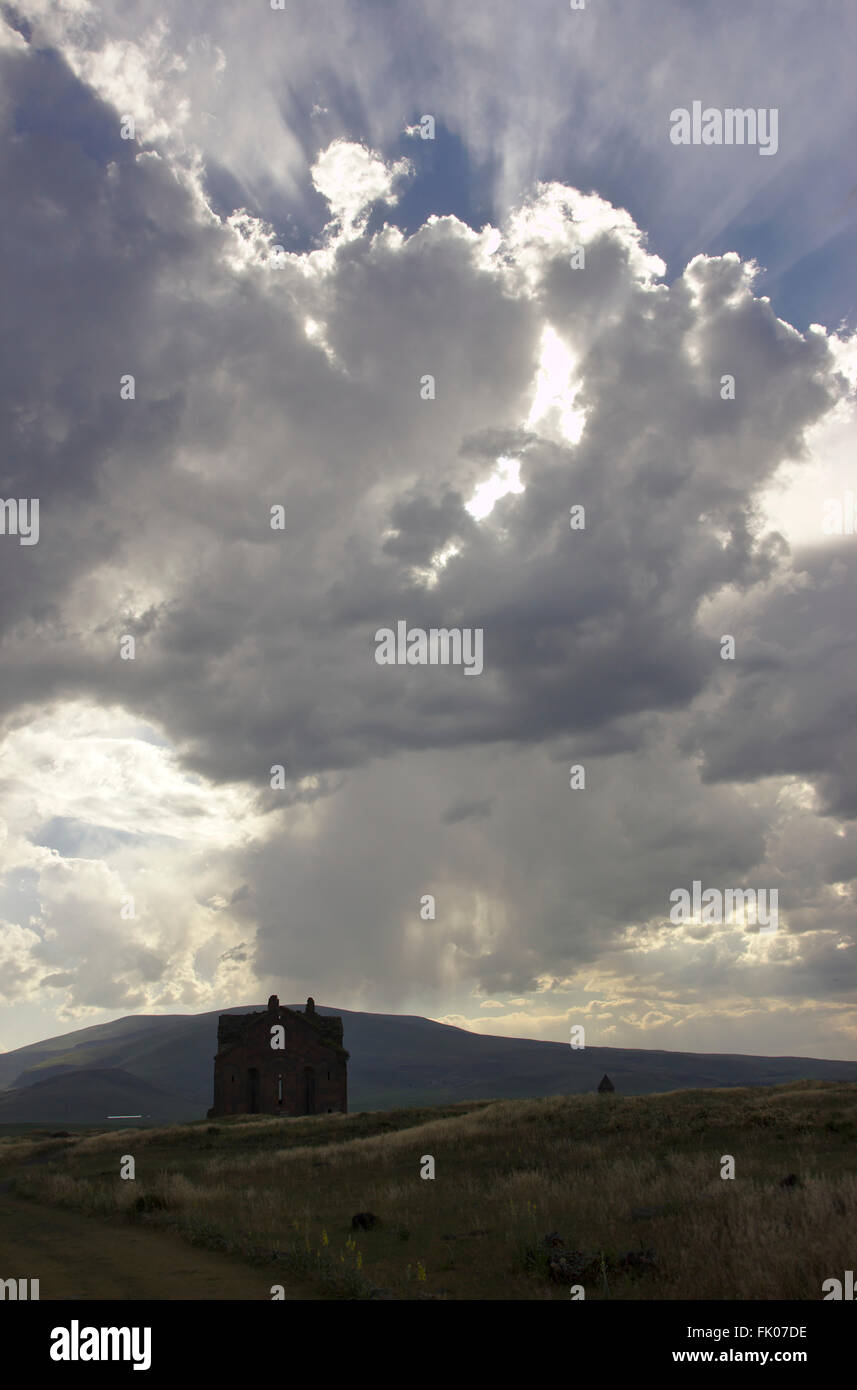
top-left (1, 1004), bottom-right (855, 1122)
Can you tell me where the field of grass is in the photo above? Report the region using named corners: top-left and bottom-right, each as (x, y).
top-left (1, 1081), bottom-right (855, 1300)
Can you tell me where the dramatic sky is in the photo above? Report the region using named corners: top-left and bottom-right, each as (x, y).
top-left (1, 0), bottom-right (855, 1060)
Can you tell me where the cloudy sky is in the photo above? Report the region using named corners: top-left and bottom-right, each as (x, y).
top-left (1, 0), bottom-right (855, 1061)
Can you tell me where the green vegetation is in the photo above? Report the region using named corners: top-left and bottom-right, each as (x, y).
top-left (1, 1082), bottom-right (855, 1300)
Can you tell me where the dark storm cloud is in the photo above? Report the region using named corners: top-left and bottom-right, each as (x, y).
top-left (0, 39), bottom-right (849, 824)
top-left (686, 543), bottom-right (856, 818)
top-left (442, 797), bottom-right (493, 825)
top-left (382, 491), bottom-right (476, 566)
top-left (0, 21), bottom-right (853, 1042)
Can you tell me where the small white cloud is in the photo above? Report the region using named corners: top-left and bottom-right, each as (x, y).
top-left (311, 139), bottom-right (411, 236)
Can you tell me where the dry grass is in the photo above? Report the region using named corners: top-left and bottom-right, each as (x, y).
top-left (3, 1081), bottom-right (856, 1299)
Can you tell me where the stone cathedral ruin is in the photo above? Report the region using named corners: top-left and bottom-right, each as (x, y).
top-left (208, 996), bottom-right (348, 1118)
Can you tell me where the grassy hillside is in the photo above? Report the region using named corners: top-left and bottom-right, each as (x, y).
top-left (3, 1005), bottom-right (857, 1119)
top-left (3, 1080), bottom-right (855, 1300)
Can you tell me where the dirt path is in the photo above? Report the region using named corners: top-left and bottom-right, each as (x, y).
top-left (0, 1191), bottom-right (309, 1300)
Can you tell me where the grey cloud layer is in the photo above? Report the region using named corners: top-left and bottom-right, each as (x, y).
top-left (0, 47), bottom-right (849, 815)
top-left (16, 0), bottom-right (857, 326)
top-left (0, 25), bottom-right (854, 1036)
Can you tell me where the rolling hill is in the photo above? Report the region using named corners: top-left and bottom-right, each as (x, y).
top-left (0, 1067), bottom-right (191, 1123)
top-left (1, 1004), bottom-right (856, 1122)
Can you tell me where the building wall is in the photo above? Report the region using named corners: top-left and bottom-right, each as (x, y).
top-left (208, 1001), bottom-right (347, 1117)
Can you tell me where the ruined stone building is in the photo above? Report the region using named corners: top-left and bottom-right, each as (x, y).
top-left (207, 996), bottom-right (348, 1118)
